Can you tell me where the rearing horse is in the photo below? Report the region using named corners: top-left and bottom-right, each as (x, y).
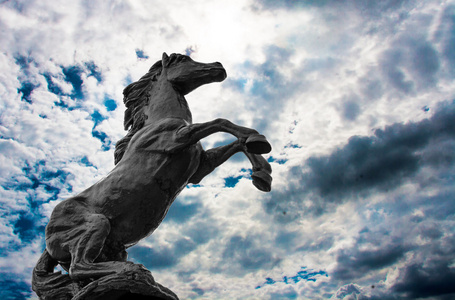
top-left (32, 53), bottom-right (272, 297)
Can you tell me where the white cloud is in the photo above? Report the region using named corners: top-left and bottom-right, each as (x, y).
top-left (1, 0), bottom-right (455, 299)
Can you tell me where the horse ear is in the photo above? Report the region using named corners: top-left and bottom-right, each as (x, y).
top-left (162, 52), bottom-right (169, 67)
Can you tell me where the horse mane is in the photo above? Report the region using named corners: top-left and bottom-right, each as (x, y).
top-left (114, 59), bottom-right (162, 164)
top-left (114, 54), bottom-right (186, 164)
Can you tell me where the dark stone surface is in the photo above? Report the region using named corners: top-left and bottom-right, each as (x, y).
top-left (72, 269), bottom-right (178, 300)
top-left (32, 53), bottom-right (272, 299)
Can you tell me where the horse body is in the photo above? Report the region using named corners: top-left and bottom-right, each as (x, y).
top-left (46, 119), bottom-right (204, 264)
top-left (33, 53), bottom-right (273, 298)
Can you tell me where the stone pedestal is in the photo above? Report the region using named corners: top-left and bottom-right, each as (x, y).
top-left (71, 269), bottom-right (178, 300)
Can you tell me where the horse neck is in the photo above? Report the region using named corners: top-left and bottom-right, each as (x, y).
top-left (144, 77), bottom-right (193, 124)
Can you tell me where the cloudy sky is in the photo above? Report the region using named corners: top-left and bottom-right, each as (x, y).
top-left (1, 0), bottom-right (455, 299)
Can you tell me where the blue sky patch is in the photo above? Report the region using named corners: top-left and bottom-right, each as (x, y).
top-left (256, 267), bottom-right (328, 289)
top-left (192, 287), bottom-right (204, 296)
top-left (135, 49), bottom-right (149, 60)
top-left (85, 61), bottom-right (102, 82)
top-left (2, 160), bottom-right (70, 207)
top-left (80, 156), bottom-right (95, 168)
top-left (185, 46), bottom-right (196, 56)
top-left (124, 75), bottom-right (133, 86)
top-left (61, 65), bottom-right (84, 99)
top-left (43, 72), bottom-right (64, 96)
top-left (268, 156), bottom-right (288, 164)
top-left (225, 77), bottom-right (248, 92)
top-left (92, 130), bottom-right (111, 151)
top-left (224, 175), bottom-right (243, 188)
top-left (91, 110), bottom-right (108, 127)
top-left (186, 183), bottom-right (202, 188)
top-left (129, 238), bottom-right (197, 271)
top-left (284, 143), bottom-right (302, 149)
top-left (14, 54), bottom-right (34, 72)
top-left (13, 212), bottom-right (44, 243)
top-left (104, 97), bottom-right (117, 111)
top-left (17, 81), bottom-right (39, 103)
top-left (164, 199), bottom-right (201, 224)
top-left (90, 110), bottom-right (111, 150)
top-left (0, 277), bottom-right (32, 300)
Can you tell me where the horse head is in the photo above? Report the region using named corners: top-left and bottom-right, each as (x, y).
top-left (161, 52), bottom-right (227, 95)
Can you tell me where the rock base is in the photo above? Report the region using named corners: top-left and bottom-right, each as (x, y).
top-left (71, 268), bottom-right (178, 300)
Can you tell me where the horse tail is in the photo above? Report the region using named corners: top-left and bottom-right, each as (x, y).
top-left (32, 249), bottom-right (76, 300)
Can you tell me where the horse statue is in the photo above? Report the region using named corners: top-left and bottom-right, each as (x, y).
top-left (32, 53), bottom-right (272, 299)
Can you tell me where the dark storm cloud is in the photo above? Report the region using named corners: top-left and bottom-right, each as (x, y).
top-left (358, 74), bottom-right (384, 101)
top-left (128, 245), bottom-right (178, 269)
top-left (164, 198), bottom-right (202, 224)
top-left (269, 288), bottom-right (298, 299)
top-left (182, 217), bottom-right (220, 245)
top-left (265, 100), bottom-right (455, 217)
top-left (392, 260), bottom-right (455, 298)
top-left (418, 191), bottom-right (455, 221)
top-left (295, 235), bottom-right (334, 253)
top-left (221, 235), bottom-right (281, 273)
top-left (254, 0), bottom-right (412, 18)
top-left (305, 100), bottom-right (455, 196)
top-left (333, 243), bottom-right (411, 280)
top-left (129, 201), bottom-right (218, 270)
top-left (379, 38), bottom-right (440, 94)
top-left (330, 192), bottom-right (455, 299)
top-left (435, 5), bottom-right (455, 75)
top-left (129, 237), bottom-right (197, 270)
top-left (341, 95), bottom-right (361, 121)
top-left (389, 232), bottom-right (455, 299)
top-left (379, 49), bottom-right (414, 94)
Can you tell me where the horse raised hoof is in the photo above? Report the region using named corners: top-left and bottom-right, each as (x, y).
top-left (246, 134), bottom-right (272, 154)
top-left (252, 170), bottom-right (272, 192)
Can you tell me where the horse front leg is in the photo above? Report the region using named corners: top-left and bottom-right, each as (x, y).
top-left (176, 118), bottom-right (271, 154)
top-left (189, 140), bottom-right (272, 192)
top-left (243, 150), bottom-right (272, 192)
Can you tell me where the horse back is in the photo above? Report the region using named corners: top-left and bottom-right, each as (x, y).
top-left (128, 118), bottom-right (192, 154)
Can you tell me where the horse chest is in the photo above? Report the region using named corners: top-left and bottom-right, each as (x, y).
top-left (104, 147), bottom-right (201, 244)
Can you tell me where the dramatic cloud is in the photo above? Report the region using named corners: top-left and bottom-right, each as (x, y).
top-left (265, 100), bottom-right (455, 218)
top-left (1, 1), bottom-right (455, 299)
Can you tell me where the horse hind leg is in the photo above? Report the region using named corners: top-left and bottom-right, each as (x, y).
top-left (32, 249), bottom-right (76, 299)
top-left (69, 213), bottom-right (143, 281)
top-left (68, 213), bottom-right (119, 280)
